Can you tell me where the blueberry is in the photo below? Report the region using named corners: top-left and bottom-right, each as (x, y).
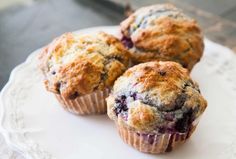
top-left (51, 71), bottom-right (56, 75)
top-left (121, 36), bottom-right (133, 48)
top-left (120, 95), bottom-right (126, 100)
top-left (130, 92), bottom-right (137, 100)
top-left (159, 71), bottom-right (166, 76)
top-left (175, 109), bottom-right (193, 133)
top-left (114, 95), bottom-right (128, 116)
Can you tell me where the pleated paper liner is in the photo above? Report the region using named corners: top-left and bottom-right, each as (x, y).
top-left (55, 88), bottom-right (110, 115)
top-left (116, 123), bottom-right (197, 154)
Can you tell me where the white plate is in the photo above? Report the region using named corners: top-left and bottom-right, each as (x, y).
top-left (1, 26), bottom-right (236, 159)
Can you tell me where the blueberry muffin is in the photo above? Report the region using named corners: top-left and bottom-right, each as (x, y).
top-left (120, 4), bottom-right (204, 71)
top-left (107, 61), bottom-right (207, 153)
top-left (39, 32), bottom-right (130, 115)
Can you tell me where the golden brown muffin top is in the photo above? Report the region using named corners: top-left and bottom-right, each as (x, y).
top-left (107, 61), bottom-right (207, 133)
top-left (120, 3), bottom-right (204, 70)
top-left (39, 32), bottom-right (130, 99)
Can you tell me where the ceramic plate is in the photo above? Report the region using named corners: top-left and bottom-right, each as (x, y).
top-left (1, 26), bottom-right (236, 159)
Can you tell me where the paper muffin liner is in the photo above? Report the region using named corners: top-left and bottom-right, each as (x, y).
top-left (116, 122), bottom-right (197, 154)
top-left (55, 88), bottom-right (110, 115)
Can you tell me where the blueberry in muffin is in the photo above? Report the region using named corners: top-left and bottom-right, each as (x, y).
top-left (120, 4), bottom-right (204, 71)
top-left (107, 61), bottom-right (207, 153)
top-left (39, 32), bottom-right (130, 115)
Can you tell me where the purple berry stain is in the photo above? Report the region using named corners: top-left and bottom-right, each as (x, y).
top-left (164, 113), bottom-right (175, 121)
top-left (138, 133), bottom-right (158, 145)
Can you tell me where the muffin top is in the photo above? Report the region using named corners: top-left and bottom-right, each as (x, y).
top-left (120, 3), bottom-right (204, 70)
top-left (107, 61), bottom-right (207, 133)
top-left (39, 32), bottom-right (130, 99)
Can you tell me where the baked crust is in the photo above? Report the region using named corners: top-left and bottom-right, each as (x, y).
top-left (39, 32), bottom-right (130, 99)
top-left (107, 61), bottom-right (207, 133)
top-left (120, 3), bottom-right (204, 70)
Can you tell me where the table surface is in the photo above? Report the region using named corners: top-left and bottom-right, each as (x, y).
top-left (0, 0), bottom-right (236, 90)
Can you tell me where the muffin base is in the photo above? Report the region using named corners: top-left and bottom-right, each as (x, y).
top-left (116, 123), bottom-right (197, 154)
top-left (55, 88), bottom-right (110, 115)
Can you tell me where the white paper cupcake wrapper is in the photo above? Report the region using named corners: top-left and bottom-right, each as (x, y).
top-left (116, 123), bottom-right (197, 154)
top-left (55, 88), bottom-right (110, 115)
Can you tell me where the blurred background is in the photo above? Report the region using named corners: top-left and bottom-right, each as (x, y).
top-left (0, 0), bottom-right (236, 89)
